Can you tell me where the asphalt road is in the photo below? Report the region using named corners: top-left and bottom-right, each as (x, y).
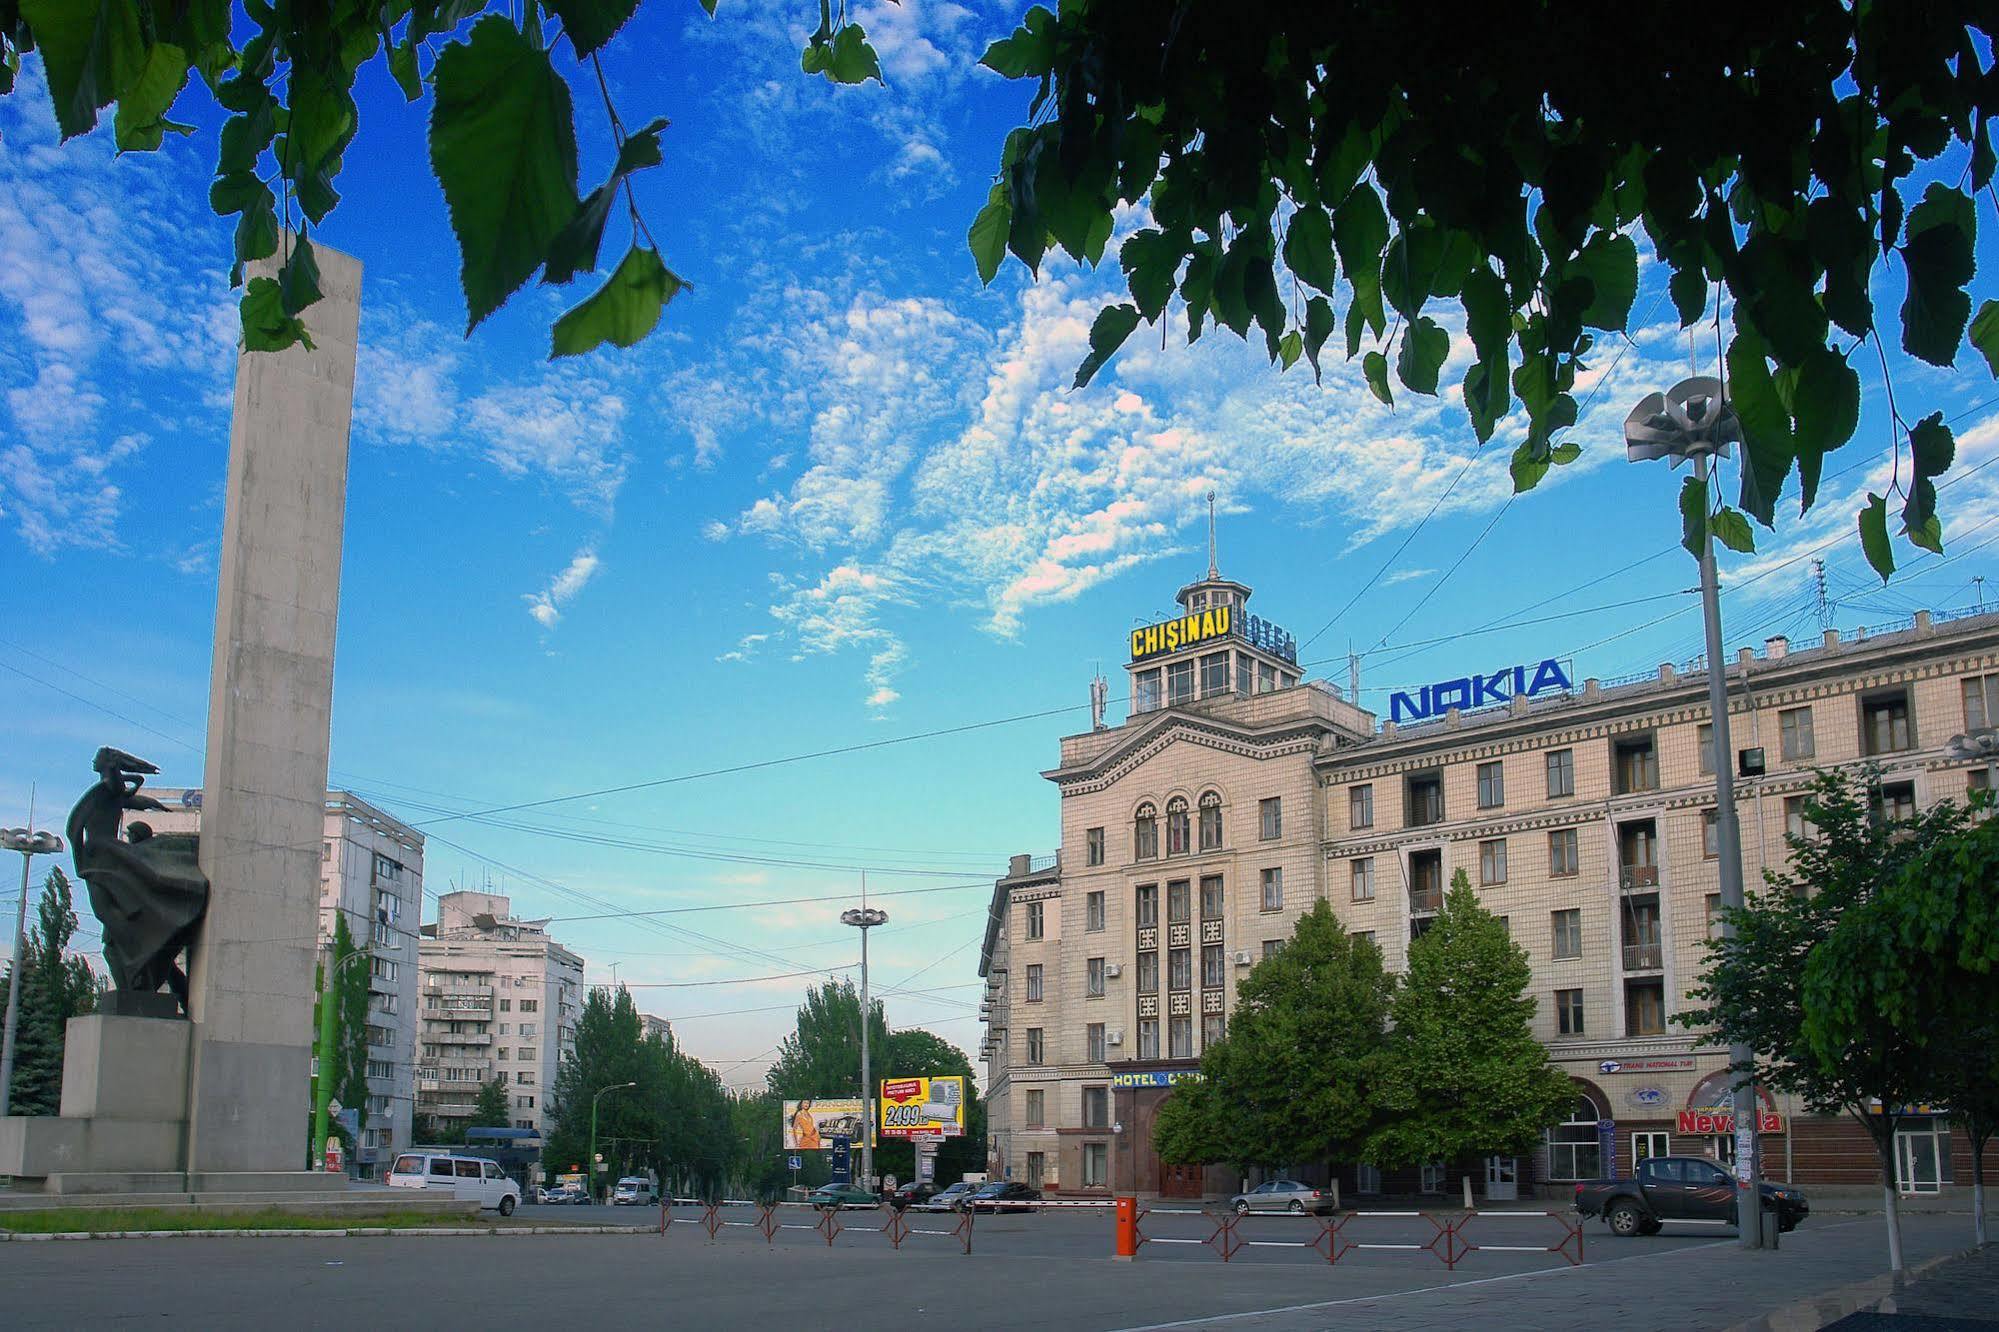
top-left (0, 1207), bottom-right (1978, 1330)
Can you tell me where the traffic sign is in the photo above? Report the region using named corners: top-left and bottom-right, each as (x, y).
top-left (788, 1155), bottom-right (802, 1171)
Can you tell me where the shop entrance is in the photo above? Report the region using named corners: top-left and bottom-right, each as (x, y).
top-left (1484, 1155), bottom-right (1519, 1201)
top-left (1896, 1124), bottom-right (1944, 1195)
top-left (1159, 1160), bottom-right (1203, 1198)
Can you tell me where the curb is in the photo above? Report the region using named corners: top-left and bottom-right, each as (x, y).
top-left (1724, 1241), bottom-right (1989, 1332)
top-left (0, 1224), bottom-right (657, 1242)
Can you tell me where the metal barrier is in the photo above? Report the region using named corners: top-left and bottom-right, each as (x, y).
top-left (653, 1198), bottom-right (974, 1254)
top-left (1112, 1203), bottom-right (1586, 1270)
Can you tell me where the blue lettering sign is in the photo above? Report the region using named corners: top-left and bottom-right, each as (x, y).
top-left (1389, 658), bottom-right (1573, 724)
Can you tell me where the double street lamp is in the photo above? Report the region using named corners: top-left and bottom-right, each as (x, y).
top-left (841, 905), bottom-right (887, 1192)
top-left (0, 824), bottom-right (65, 1119)
top-left (1626, 378), bottom-right (1768, 1250)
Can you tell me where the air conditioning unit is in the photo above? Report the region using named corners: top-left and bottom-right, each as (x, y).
top-left (1106, 1029), bottom-right (1125, 1047)
top-left (1233, 950), bottom-right (1254, 965)
top-left (1104, 962), bottom-right (1122, 978)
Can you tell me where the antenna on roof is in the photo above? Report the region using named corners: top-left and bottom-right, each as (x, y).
top-left (1812, 559), bottom-right (1833, 633)
top-left (1206, 490), bottom-right (1219, 580)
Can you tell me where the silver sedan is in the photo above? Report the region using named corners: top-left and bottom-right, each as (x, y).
top-left (1228, 1179), bottom-right (1336, 1215)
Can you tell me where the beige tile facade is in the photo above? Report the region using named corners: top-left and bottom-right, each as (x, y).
top-left (981, 578), bottom-right (1999, 1197)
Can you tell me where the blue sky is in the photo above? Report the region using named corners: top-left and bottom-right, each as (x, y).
top-left (6, 2), bottom-right (1999, 1086)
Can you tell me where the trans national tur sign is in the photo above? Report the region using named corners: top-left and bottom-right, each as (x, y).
top-left (1389, 658), bottom-right (1573, 724)
top-left (879, 1076), bottom-right (966, 1138)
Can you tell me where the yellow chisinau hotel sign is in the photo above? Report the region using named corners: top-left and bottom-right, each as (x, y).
top-left (1130, 605), bottom-right (1232, 662)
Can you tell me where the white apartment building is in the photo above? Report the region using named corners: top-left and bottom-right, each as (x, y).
top-left (417, 891), bottom-right (585, 1136)
top-left (136, 788), bottom-right (423, 1175)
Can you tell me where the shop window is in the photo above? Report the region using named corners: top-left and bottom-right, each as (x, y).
top-left (1545, 1097), bottom-right (1604, 1181)
top-left (1633, 1131), bottom-right (1671, 1169)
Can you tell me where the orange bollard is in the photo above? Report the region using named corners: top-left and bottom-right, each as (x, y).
top-left (1114, 1195), bottom-right (1139, 1261)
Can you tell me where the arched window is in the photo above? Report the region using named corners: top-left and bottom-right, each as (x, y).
top-left (1134, 803), bottom-right (1158, 861)
top-left (1166, 796), bottom-right (1191, 856)
top-left (1198, 790), bottom-right (1223, 851)
top-left (1544, 1093), bottom-right (1605, 1181)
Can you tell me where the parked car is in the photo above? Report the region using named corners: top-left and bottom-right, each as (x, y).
top-left (385, 1152), bottom-right (523, 1215)
top-left (1574, 1156), bottom-right (1809, 1237)
top-left (886, 1182), bottom-right (943, 1211)
top-left (808, 1183), bottom-right (880, 1211)
top-left (959, 1181), bottom-right (1041, 1213)
top-left (912, 1181), bottom-right (975, 1213)
top-left (1228, 1179), bottom-right (1336, 1215)
top-left (540, 1185), bottom-right (590, 1205)
top-left (611, 1176), bottom-right (658, 1206)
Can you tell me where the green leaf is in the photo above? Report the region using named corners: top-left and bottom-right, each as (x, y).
top-left (1667, 264), bottom-right (1707, 327)
top-left (1791, 346), bottom-right (1859, 512)
top-left (980, 6), bottom-right (1054, 79)
top-left (1381, 218), bottom-right (1444, 321)
top-left (218, 96), bottom-right (276, 176)
top-left (697, 0), bottom-right (718, 13)
top-left (1903, 411), bottom-right (1956, 537)
top-left (1678, 474), bottom-right (1708, 558)
top-left (804, 23), bottom-right (882, 85)
top-left (209, 171), bottom-right (267, 217)
top-left (1574, 231), bottom-right (1637, 332)
top-left (1510, 439), bottom-right (1549, 493)
top-left (550, 243), bottom-right (682, 358)
top-left (1395, 316), bottom-right (1448, 395)
top-left (1277, 330), bottom-right (1302, 370)
top-left (545, 0), bottom-right (641, 59)
top-left (1711, 506), bottom-right (1756, 554)
top-left (1969, 300), bottom-right (1999, 378)
top-left (1858, 493), bottom-right (1895, 580)
top-left (1301, 295), bottom-right (1334, 382)
top-left (21, 0), bottom-right (146, 140)
top-left (239, 275), bottom-right (315, 354)
top-left (1282, 206), bottom-right (1337, 295)
top-left (1334, 185), bottom-right (1388, 345)
top-left (969, 194), bottom-right (1012, 287)
top-left (429, 16), bottom-right (580, 332)
top-left (1550, 441), bottom-right (1582, 465)
top-left (1899, 182), bottom-right (1976, 367)
top-left (111, 40), bottom-right (189, 153)
top-left (543, 117), bottom-right (668, 286)
top-left (1074, 303), bottom-right (1141, 389)
top-left (388, 38), bottom-right (422, 102)
top-left (1119, 228), bottom-right (1180, 321)
top-left (1726, 332), bottom-right (1795, 526)
top-left (279, 234), bottom-right (322, 316)
top-left (232, 190), bottom-right (279, 274)
top-left (1361, 350), bottom-right (1392, 406)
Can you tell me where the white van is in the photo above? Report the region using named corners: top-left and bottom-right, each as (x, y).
top-left (386, 1152), bottom-right (522, 1215)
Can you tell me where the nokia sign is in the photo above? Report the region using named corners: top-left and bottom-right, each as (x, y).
top-left (1389, 658), bottom-right (1574, 724)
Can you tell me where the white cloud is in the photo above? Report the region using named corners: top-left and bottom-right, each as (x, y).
top-left (1383, 567), bottom-right (1437, 586)
top-left (523, 547), bottom-right (602, 630)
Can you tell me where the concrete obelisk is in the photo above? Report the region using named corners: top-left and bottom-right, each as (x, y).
top-left (182, 242), bottom-right (363, 1177)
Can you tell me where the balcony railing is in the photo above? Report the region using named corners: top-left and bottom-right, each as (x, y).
top-left (1622, 943), bottom-right (1663, 972)
top-left (432, 1031), bottom-right (492, 1046)
top-left (1620, 865), bottom-right (1660, 889)
top-left (1409, 888), bottom-right (1441, 915)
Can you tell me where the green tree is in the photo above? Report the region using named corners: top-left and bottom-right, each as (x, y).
top-left (306, 911), bottom-right (369, 1161)
top-left (766, 978), bottom-right (891, 1103)
top-left (473, 1075), bottom-right (511, 1127)
top-left (973, 4), bottom-right (1999, 574)
top-left (1154, 901), bottom-right (1391, 1177)
top-left (1802, 802), bottom-right (1999, 1254)
top-left (0, 2), bottom-right (886, 358)
top-left (878, 1027), bottom-right (985, 1187)
top-left (4, 866), bottom-right (99, 1114)
top-left (1365, 871), bottom-right (1572, 1174)
top-left (1682, 769), bottom-right (1977, 1271)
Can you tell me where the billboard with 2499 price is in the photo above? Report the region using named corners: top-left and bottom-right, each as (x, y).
top-left (878, 1076), bottom-right (966, 1139)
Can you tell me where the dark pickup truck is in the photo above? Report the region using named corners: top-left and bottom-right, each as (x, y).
top-left (1574, 1156), bottom-right (1809, 1237)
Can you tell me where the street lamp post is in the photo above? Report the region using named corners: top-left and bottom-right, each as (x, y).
top-left (1626, 378), bottom-right (1766, 1250)
top-left (0, 824), bottom-right (64, 1120)
top-left (589, 1080), bottom-right (637, 1202)
top-left (841, 905), bottom-right (887, 1192)
top-left (311, 915), bottom-right (398, 1172)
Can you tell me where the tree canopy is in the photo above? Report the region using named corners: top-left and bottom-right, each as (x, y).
top-left (4, 866), bottom-right (98, 1115)
top-left (973, 2), bottom-right (1999, 576)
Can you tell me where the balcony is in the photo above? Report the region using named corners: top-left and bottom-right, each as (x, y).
top-left (432, 1030), bottom-right (492, 1046)
top-left (1622, 943), bottom-right (1663, 972)
top-left (1620, 865), bottom-right (1659, 890)
top-left (1409, 888), bottom-right (1441, 916)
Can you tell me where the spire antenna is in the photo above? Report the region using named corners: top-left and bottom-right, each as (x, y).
top-left (1206, 490), bottom-right (1219, 580)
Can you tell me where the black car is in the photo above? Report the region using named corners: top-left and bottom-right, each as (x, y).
top-left (1574, 1156), bottom-right (1809, 1236)
top-left (887, 1182), bottom-right (943, 1211)
top-left (960, 1180), bottom-right (1042, 1213)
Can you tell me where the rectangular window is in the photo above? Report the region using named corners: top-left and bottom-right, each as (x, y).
top-left (1026, 1152), bottom-right (1046, 1189)
top-left (1352, 930), bottom-right (1376, 945)
top-left (1026, 1028), bottom-right (1045, 1064)
top-left (1351, 857), bottom-right (1375, 902)
top-left (1785, 795), bottom-right (1810, 841)
top-left (1614, 736), bottom-right (1658, 793)
top-left (1082, 1086), bottom-right (1108, 1129)
top-left (1086, 891), bottom-right (1105, 932)
top-left (1407, 773), bottom-right (1444, 826)
top-left (1551, 909), bottom-right (1582, 959)
top-left (1200, 875), bottom-right (1224, 919)
top-left (1136, 811), bottom-right (1159, 860)
top-left (1706, 892), bottom-right (1725, 941)
top-left (1025, 901), bottom-right (1044, 940)
top-left (1260, 867), bottom-right (1284, 912)
top-left (1134, 668), bottom-right (1162, 714)
top-left (1168, 880), bottom-right (1191, 924)
top-left (1025, 1089), bottom-right (1045, 1128)
top-left (1257, 660), bottom-right (1277, 693)
top-left (515, 1071), bottom-right (535, 1086)
top-left (518, 999), bottom-right (537, 1013)
top-left (1349, 784), bottom-right (1374, 829)
top-left (1169, 1016), bottom-right (1193, 1058)
top-left (1136, 884), bottom-right (1158, 928)
top-left (1166, 659), bottom-right (1195, 705)
top-left (1556, 988), bottom-right (1585, 1035)
top-left (1873, 780), bottom-right (1917, 824)
top-left (1259, 797), bottom-right (1282, 840)
top-left (1356, 1164), bottom-right (1381, 1195)
top-left (1966, 675), bottom-right (1999, 731)
top-left (1200, 650), bottom-right (1229, 696)
top-left (1198, 798), bottom-right (1222, 851)
top-left (1201, 943), bottom-right (1224, 988)
top-left (518, 1046), bottom-right (536, 1062)
top-left (1702, 809), bottom-right (1719, 859)
top-left (1086, 827), bottom-right (1105, 867)
top-left (1026, 964), bottom-right (1044, 1002)
top-left (1169, 947), bottom-right (1192, 991)
top-left (1202, 1012), bottom-right (1225, 1049)
top-left (1625, 981), bottom-right (1665, 1037)
top-left (1083, 1142), bottom-right (1108, 1188)
top-left (1863, 690), bottom-right (1913, 754)
top-left (1546, 748), bottom-right (1575, 798)
top-left (1235, 652), bottom-right (1253, 697)
top-left (1780, 707), bottom-right (1816, 760)
top-left (519, 1023), bottom-right (535, 1037)
top-left (1477, 761), bottom-right (1505, 809)
top-left (499, 998), bottom-right (512, 1013)
top-left (1633, 1131), bottom-right (1672, 1170)
top-left (1698, 722), bottom-right (1715, 776)
top-left (1086, 957), bottom-right (1105, 997)
top-left (1549, 828), bottom-right (1579, 877)
top-left (1479, 838), bottom-right (1508, 886)
top-left (1138, 1018), bottom-right (1159, 1059)
top-left (1086, 1023), bottom-right (1106, 1063)
top-left (1263, 938), bottom-right (1284, 959)
top-left (1137, 951), bottom-right (1158, 995)
top-left (1420, 1162), bottom-right (1447, 1195)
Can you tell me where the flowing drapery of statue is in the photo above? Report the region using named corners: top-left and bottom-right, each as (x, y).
top-left (66, 747), bottom-right (209, 1017)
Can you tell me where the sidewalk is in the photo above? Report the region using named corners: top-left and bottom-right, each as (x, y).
top-left (1822, 1244), bottom-right (1999, 1328)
